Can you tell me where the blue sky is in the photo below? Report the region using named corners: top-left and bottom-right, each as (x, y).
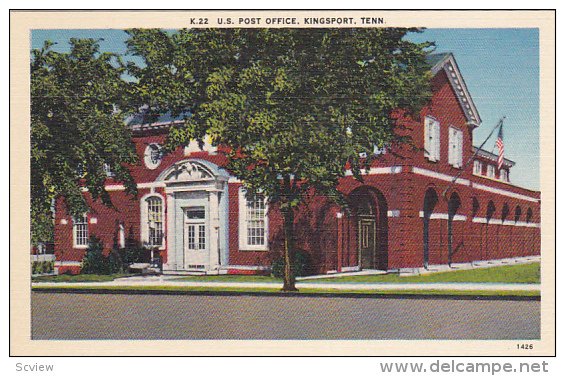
top-left (31, 28), bottom-right (540, 190)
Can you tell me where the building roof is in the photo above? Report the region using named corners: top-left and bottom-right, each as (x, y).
top-left (128, 52), bottom-right (482, 130)
top-left (473, 146), bottom-right (515, 168)
top-left (427, 52), bottom-right (482, 127)
top-left (425, 52), bottom-right (451, 68)
top-left (126, 108), bottom-right (189, 131)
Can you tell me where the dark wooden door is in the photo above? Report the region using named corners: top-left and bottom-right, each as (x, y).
top-left (359, 219), bottom-right (376, 269)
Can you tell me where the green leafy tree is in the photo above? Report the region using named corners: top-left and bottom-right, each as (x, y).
top-left (126, 28), bottom-right (433, 291)
top-left (30, 39), bottom-right (138, 245)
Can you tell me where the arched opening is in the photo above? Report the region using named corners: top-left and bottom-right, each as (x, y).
top-left (526, 208), bottom-right (533, 223)
top-left (485, 201), bottom-right (496, 260)
top-left (447, 192), bottom-right (462, 266)
top-left (486, 201), bottom-right (496, 222)
top-left (501, 203), bottom-right (510, 223)
top-left (472, 197), bottom-right (480, 218)
top-left (500, 203), bottom-right (510, 258)
top-left (348, 187), bottom-right (388, 270)
top-left (514, 206), bottom-right (522, 222)
top-left (422, 188), bottom-right (439, 269)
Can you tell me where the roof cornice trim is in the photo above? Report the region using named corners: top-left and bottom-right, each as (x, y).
top-left (430, 53), bottom-right (482, 126)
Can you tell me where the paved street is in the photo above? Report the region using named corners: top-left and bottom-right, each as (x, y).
top-left (31, 292), bottom-right (540, 340)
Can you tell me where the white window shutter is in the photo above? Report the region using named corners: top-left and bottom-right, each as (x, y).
top-left (424, 119), bottom-right (431, 159)
top-left (457, 130), bottom-right (463, 167)
top-left (434, 122), bottom-right (441, 161)
top-left (448, 128), bottom-right (454, 165)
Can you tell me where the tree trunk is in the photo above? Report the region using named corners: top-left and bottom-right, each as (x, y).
top-left (281, 207), bottom-right (298, 292)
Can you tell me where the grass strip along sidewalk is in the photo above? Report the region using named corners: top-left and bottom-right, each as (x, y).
top-left (32, 262), bottom-right (539, 284)
top-left (32, 263), bottom-right (540, 298)
top-left (31, 284), bottom-right (539, 298)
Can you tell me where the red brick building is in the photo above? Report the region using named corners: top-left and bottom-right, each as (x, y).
top-left (53, 53), bottom-right (541, 275)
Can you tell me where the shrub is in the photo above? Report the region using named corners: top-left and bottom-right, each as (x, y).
top-left (81, 236), bottom-right (124, 274)
top-left (31, 260), bottom-right (55, 275)
top-left (271, 250), bottom-right (313, 278)
top-left (119, 242), bottom-right (145, 265)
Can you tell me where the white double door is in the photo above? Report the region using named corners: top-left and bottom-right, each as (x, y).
top-left (183, 206), bottom-right (209, 270)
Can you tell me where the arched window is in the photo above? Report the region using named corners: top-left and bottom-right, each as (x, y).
top-left (141, 195), bottom-right (164, 247)
top-left (239, 187), bottom-right (268, 250)
top-left (514, 206), bottom-right (522, 223)
top-left (486, 201), bottom-right (496, 223)
top-left (526, 208), bottom-right (533, 224)
top-left (471, 197), bottom-right (480, 218)
top-left (501, 203), bottom-right (510, 223)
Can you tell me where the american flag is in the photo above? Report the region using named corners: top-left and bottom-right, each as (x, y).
top-left (496, 124), bottom-right (504, 170)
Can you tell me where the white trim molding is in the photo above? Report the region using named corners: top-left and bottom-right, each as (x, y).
top-left (56, 261), bottom-right (82, 267)
top-left (471, 217), bottom-right (540, 228)
top-left (344, 166), bottom-right (403, 176)
top-left (471, 182), bottom-right (539, 203)
top-left (222, 265), bottom-right (270, 271)
top-left (105, 181), bottom-right (167, 192)
top-left (418, 211), bottom-right (466, 221)
top-left (341, 266), bottom-right (361, 272)
top-left (387, 210), bottom-right (400, 218)
top-left (412, 167), bottom-right (470, 186)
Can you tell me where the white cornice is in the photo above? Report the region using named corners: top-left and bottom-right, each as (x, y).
top-left (430, 53), bottom-right (482, 126)
top-left (412, 166), bottom-right (470, 186)
top-left (472, 182), bottom-right (539, 203)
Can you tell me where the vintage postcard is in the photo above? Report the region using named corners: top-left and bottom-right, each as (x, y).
top-left (10, 10), bottom-right (555, 356)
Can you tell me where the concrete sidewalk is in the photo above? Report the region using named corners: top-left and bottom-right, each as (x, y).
top-left (32, 278), bottom-right (540, 291)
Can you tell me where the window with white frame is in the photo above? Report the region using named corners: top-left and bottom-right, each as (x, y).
top-left (500, 169), bottom-right (509, 182)
top-left (103, 163), bottom-right (115, 177)
top-left (118, 223), bottom-right (125, 248)
top-left (424, 116), bottom-right (440, 161)
top-left (141, 195), bottom-right (164, 247)
top-left (144, 144), bottom-right (162, 170)
top-left (473, 160), bottom-right (482, 175)
top-left (373, 144), bottom-right (387, 155)
top-left (73, 215), bottom-right (88, 248)
top-left (448, 127), bottom-right (463, 168)
top-left (239, 188), bottom-right (268, 250)
top-left (487, 164), bottom-right (496, 178)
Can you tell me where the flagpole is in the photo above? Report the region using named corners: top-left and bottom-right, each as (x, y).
top-left (441, 116), bottom-right (506, 198)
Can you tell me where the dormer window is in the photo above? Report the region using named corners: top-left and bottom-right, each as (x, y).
top-left (500, 169), bottom-right (509, 182)
top-left (473, 160), bottom-right (482, 175)
top-left (424, 116), bottom-right (440, 162)
top-left (487, 164), bottom-right (495, 179)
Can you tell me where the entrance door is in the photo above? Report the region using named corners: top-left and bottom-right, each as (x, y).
top-left (183, 206), bottom-right (208, 270)
top-left (359, 218), bottom-right (376, 269)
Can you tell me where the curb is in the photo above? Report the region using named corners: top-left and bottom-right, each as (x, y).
top-left (31, 287), bottom-right (541, 301)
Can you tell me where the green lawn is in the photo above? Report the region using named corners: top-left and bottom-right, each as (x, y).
top-left (32, 273), bottom-right (135, 283)
top-left (31, 284), bottom-right (539, 297)
top-left (171, 263), bottom-right (540, 284)
top-left (31, 262), bottom-right (540, 285)
top-left (310, 262), bottom-right (540, 284)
